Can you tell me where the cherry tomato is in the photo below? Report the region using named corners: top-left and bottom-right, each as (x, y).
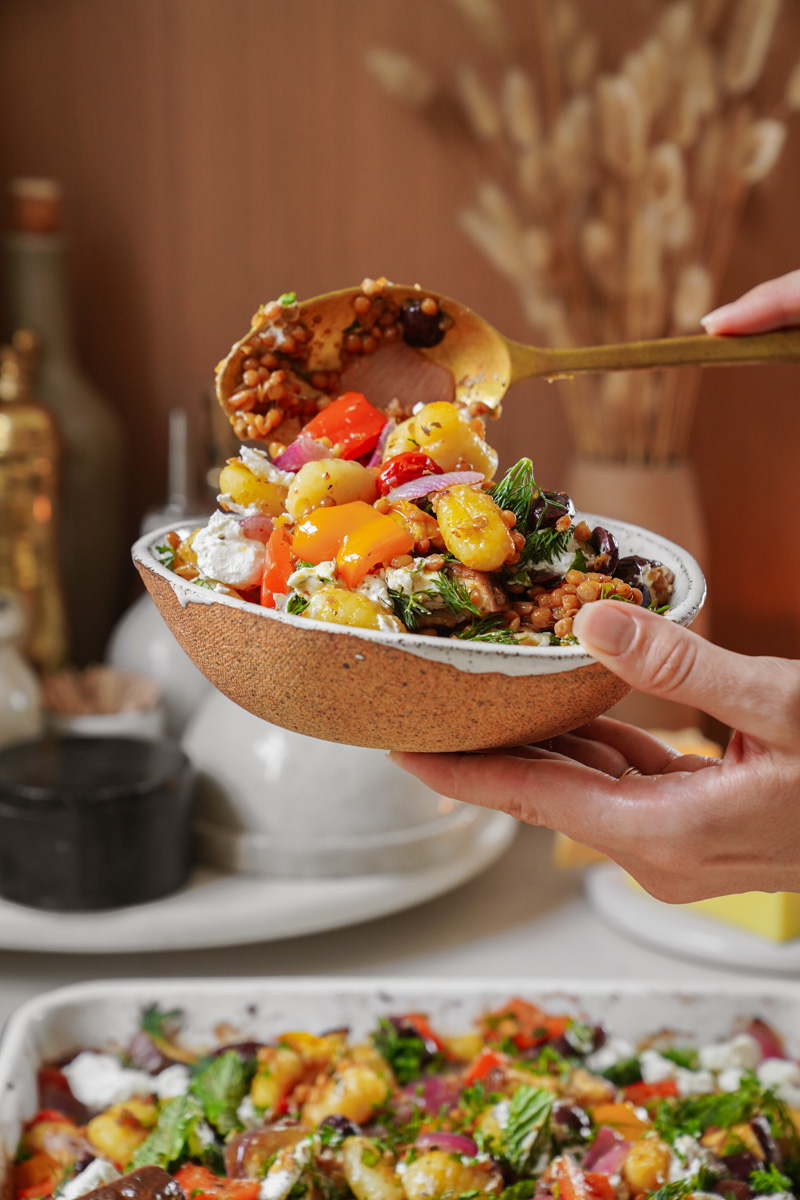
top-left (377, 452), bottom-right (442, 497)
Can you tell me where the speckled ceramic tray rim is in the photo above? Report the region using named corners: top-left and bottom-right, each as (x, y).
top-left (3, 976), bottom-right (800, 1181)
top-left (132, 512), bottom-right (706, 677)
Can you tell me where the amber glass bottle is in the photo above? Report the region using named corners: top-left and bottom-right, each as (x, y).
top-left (0, 335), bottom-right (68, 672)
top-left (4, 179), bottom-right (125, 665)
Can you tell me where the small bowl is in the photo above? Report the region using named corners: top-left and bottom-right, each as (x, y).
top-left (133, 513), bottom-right (705, 753)
top-left (183, 690), bottom-right (490, 877)
top-left (0, 737), bottom-right (195, 911)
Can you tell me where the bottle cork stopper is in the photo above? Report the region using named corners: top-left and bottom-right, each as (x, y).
top-left (8, 177), bottom-right (62, 233)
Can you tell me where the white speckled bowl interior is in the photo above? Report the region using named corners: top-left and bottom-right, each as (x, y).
top-left (133, 513), bottom-right (705, 751)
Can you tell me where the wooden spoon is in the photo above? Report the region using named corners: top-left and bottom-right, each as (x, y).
top-left (286, 283), bottom-right (800, 412)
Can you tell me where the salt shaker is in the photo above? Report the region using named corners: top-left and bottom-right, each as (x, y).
top-left (0, 590), bottom-right (44, 748)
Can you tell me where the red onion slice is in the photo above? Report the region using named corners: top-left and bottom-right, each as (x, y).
top-left (388, 471), bottom-right (484, 503)
top-left (415, 1131), bottom-right (478, 1157)
top-left (745, 1019), bottom-right (785, 1061)
top-left (401, 1074), bottom-right (461, 1115)
top-left (367, 420), bottom-right (395, 468)
top-left (274, 436), bottom-right (331, 473)
top-left (590, 1142), bottom-right (630, 1176)
top-left (240, 515), bottom-right (274, 543)
top-left (584, 1127), bottom-right (628, 1172)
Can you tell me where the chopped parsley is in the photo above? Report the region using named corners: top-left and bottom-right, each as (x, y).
top-left (278, 291), bottom-right (297, 306)
top-left (661, 1046), bottom-right (699, 1071)
top-left (372, 1018), bottom-right (445, 1086)
top-left (601, 1055), bottom-right (642, 1086)
top-left (287, 593), bottom-right (309, 615)
top-left (749, 1164), bottom-right (794, 1194)
top-left (654, 1073), bottom-right (795, 1144)
top-left (155, 543), bottom-right (176, 570)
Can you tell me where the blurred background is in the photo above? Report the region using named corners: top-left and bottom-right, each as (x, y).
top-left (2, 0), bottom-right (799, 667)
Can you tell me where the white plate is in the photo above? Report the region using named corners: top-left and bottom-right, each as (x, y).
top-left (0, 811), bottom-right (516, 954)
top-left (4, 976), bottom-right (800, 1181)
top-left (586, 862), bottom-right (800, 973)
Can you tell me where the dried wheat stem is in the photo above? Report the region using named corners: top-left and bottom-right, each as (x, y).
top-left (721, 0), bottom-right (782, 96)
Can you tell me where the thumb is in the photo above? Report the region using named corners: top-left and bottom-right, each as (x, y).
top-left (573, 601), bottom-right (799, 749)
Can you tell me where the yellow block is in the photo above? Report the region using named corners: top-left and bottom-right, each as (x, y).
top-left (688, 891), bottom-right (800, 943)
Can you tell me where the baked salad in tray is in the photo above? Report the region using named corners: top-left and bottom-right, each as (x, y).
top-left (8, 994), bottom-right (800, 1200)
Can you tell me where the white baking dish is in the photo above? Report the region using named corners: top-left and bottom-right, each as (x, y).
top-left (3, 978), bottom-right (800, 1199)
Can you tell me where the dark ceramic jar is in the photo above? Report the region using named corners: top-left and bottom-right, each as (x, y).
top-left (0, 737), bottom-right (194, 910)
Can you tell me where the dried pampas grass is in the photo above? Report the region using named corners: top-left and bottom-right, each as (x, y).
top-left (368, 0), bottom-right (796, 463)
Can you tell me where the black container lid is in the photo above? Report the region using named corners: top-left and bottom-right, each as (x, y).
top-left (0, 736), bottom-right (189, 809)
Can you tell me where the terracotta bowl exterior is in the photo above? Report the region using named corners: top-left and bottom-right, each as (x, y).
top-left (133, 514), bottom-right (705, 753)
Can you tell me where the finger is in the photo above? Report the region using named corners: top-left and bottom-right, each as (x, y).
top-left (701, 270), bottom-right (800, 334)
top-left (389, 748), bottom-right (659, 852)
top-left (573, 602), bottom-right (800, 750)
top-left (571, 717), bottom-right (680, 774)
top-left (662, 753), bottom-right (721, 775)
top-left (545, 732), bottom-right (629, 777)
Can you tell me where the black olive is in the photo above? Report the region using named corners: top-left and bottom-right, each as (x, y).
top-left (209, 1041), bottom-right (265, 1062)
top-left (320, 1114), bottom-right (361, 1140)
top-left (388, 1015), bottom-right (440, 1061)
top-left (399, 299), bottom-right (447, 348)
top-left (722, 1151), bottom-right (761, 1181)
top-left (551, 1103), bottom-right (592, 1141)
top-left (750, 1115), bottom-right (781, 1165)
top-left (529, 491), bottom-right (575, 529)
top-left (615, 555), bottom-right (653, 587)
top-left (590, 526), bottom-right (619, 575)
top-left (527, 570), bottom-right (560, 588)
top-left (714, 1182), bottom-right (752, 1200)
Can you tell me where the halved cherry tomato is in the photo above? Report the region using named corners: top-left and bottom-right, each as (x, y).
top-left (15, 1153), bottom-right (59, 1200)
top-left (463, 1047), bottom-right (505, 1085)
top-left (553, 1154), bottom-right (615, 1200)
top-left (623, 1079), bottom-right (679, 1106)
top-left (377, 453), bottom-right (442, 498)
top-left (27, 1109), bottom-right (73, 1127)
top-left (336, 515), bottom-right (413, 588)
top-left (174, 1165), bottom-right (260, 1200)
top-left (261, 526), bottom-right (293, 608)
top-left (291, 502), bottom-right (376, 565)
top-left (302, 393), bottom-right (386, 460)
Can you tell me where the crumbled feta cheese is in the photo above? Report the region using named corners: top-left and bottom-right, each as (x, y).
top-left (217, 493), bottom-right (262, 518)
top-left (585, 1037), bottom-right (634, 1073)
top-left (239, 446), bottom-right (294, 488)
top-left (63, 1052), bottom-right (156, 1109)
top-left (668, 1135), bottom-right (714, 1183)
top-left (287, 561), bottom-right (337, 596)
top-left (155, 1064), bottom-right (191, 1099)
top-left (194, 1120), bottom-right (216, 1148)
top-left (640, 1049), bottom-right (676, 1083)
top-left (259, 1168), bottom-right (297, 1200)
top-left (717, 1068), bottom-right (743, 1093)
top-left (193, 512), bottom-right (265, 589)
top-left (237, 1095), bottom-right (261, 1126)
top-left (756, 1058), bottom-right (800, 1106)
top-left (699, 1034), bottom-right (761, 1073)
top-left (356, 574), bottom-right (392, 609)
top-left (675, 1068), bottom-right (715, 1096)
top-left (60, 1160), bottom-right (119, 1200)
top-left (492, 1099), bottom-right (511, 1130)
top-left (528, 537), bottom-right (581, 577)
top-left (384, 565), bottom-right (443, 604)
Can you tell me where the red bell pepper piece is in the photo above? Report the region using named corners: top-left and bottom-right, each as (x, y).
top-left (623, 1079), bottom-right (679, 1106)
top-left (463, 1047), bottom-right (505, 1085)
top-left (402, 1013), bottom-right (448, 1055)
top-left (174, 1165), bottom-right (261, 1200)
top-left (377, 452), bottom-right (443, 497)
top-left (553, 1154), bottom-right (615, 1200)
top-left (27, 1109), bottom-right (74, 1127)
top-left (261, 526), bottom-right (294, 608)
top-left (302, 392), bottom-right (386, 460)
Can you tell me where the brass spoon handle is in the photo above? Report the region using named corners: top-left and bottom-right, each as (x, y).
top-left (508, 328), bottom-right (800, 382)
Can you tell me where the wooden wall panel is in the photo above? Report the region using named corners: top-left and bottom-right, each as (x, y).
top-left (1, 0), bottom-right (798, 658)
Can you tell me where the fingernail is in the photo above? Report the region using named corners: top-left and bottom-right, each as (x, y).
top-left (700, 305), bottom-right (727, 333)
top-left (574, 603), bottom-right (636, 656)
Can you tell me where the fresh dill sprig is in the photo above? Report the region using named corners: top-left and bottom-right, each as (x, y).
top-left (434, 572), bottom-right (483, 619)
top-left (490, 458), bottom-right (535, 531)
top-left (155, 543), bottom-right (176, 570)
top-left (649, 600), bottom-right (671, 614)
top-left (388, 588), bottom-right (434, 631)
top-left (456, 616), bottom-right (519, 644)
top-left (287, 593), bottom-right (309, 616)
top-left (519, 525), bottom-right (571, 568)
top-left (277, 291), bottom-right (297, 306)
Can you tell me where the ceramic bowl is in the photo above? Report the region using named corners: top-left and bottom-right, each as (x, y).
top-left (183, 690), bottom-right (490, 877)
top-left (133, 513), bottom-right (705, 753)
